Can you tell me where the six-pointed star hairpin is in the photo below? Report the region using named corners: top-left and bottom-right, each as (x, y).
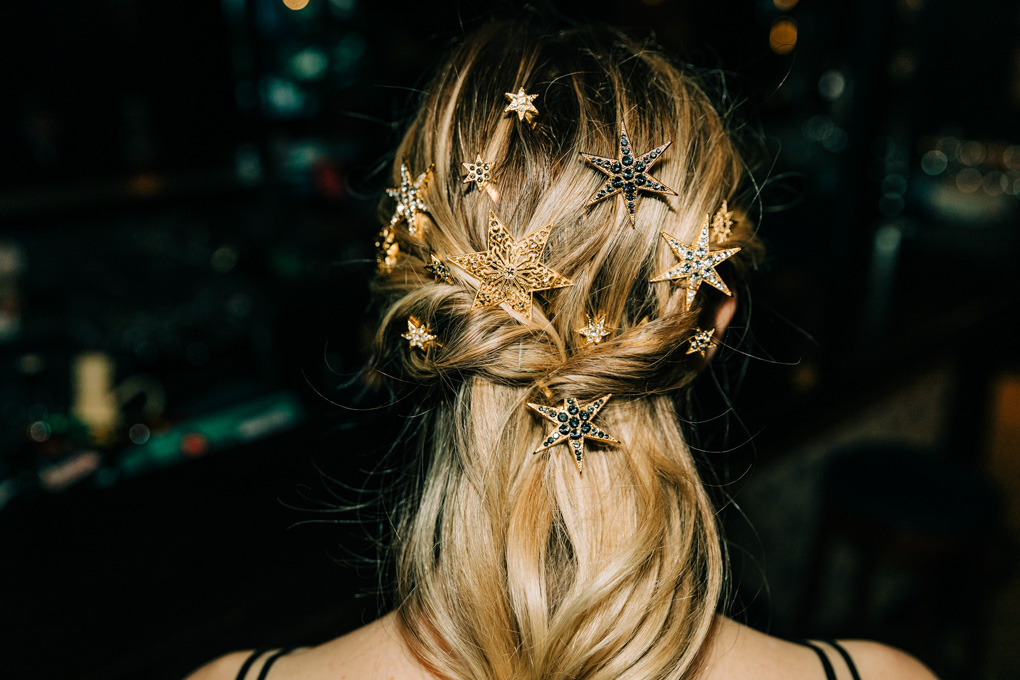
top-left (528, 395), bottom-right (620, 475)
top-left (580, 121), bottom-right (677, 225)
top-left (386, 160), bottom-right (432, 236)
top-left (651, 215), bottom-right (742, 309)
top-left (447, 211), bottom-right (573, 320)
top-left (687, 327), bottom-right (716, 357)
top-left (504, 88), bottom-right (539, 123)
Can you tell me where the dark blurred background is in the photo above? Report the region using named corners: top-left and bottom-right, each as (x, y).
top-left (1, 1), bottom-right (1018, 678)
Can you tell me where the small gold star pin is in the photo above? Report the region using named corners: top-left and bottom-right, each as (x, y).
top-left (424, 253), bottom-right (453, 283)
top-left (650, 215), bottom-right (742, 309)
top-left (710, 200), bottom-right (734, 244)
top-left (686, 327), bottom-right (716, 356)
top-left (447, 211), bottom-right (573, 321)
top-left (375, 224), bottom-right (400, 273)
top-left (385, 160), bottom-right (433, 237)
top-left (577, 313), bottom-right (611, 346)
top-left (401, 316), bottom-right (441, 351)
top-left (528, 394), bottom-right (621, 476)
top-left (504, 88), bottom-right (539, 124)
top-left (580, 120), bottom-right (677, 226)
top-left (462, 153), bottom-right (493, 191)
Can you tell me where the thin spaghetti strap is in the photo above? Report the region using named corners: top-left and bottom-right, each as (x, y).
top-left (255, 646), bottom-right (297, 680)
top-left (823, 639), bottom-right (862, 680)
top-left (800, 640), bottom-right (837, 680)
top-left (235, 649), bottom-right (268, 680)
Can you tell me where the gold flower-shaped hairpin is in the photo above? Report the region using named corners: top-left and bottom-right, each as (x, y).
top-left (651, 214), bottom-right (741, 309)
top-left (710, 200), bottom-right (734, 244)
top-left (447, 210), bottom-right (573, 321)
top-left (580, 121), bottom-right (677, 225)
top-left (528, 394), bottom-right (620, 475)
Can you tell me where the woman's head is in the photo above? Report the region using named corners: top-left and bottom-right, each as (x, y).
top-left (369, 19), bottom-right (762, 680)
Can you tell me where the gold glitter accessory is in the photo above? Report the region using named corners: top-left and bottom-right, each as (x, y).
top-left (375, 225), bottom-right (400, 273)
top-left (580, 121), bottom-right (677, 225)
top-left (401, 316), bottom-right (441, 351)
top-left (463, 153), bottom-right (494, 191)
top-left (577, 313), bottom-right (611, 346)
top-left (447, 210), bottom-right (573, 320)
top-left (528, 394), bottom-right (620, 476)
top-left (710, 200), bottom-right (734, 244)
top-left (650, 215), bottom-right (742, 309)
top-left (424, 253), bottom-right (453, 283)
top-left (504, 88), bottom-right (539, 124)
top-left (385, 160), bottom-right (433, 236)
top-left (686, 327), bottom-right (716, 357)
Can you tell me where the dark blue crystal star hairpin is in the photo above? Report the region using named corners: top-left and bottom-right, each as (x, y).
top-left (528, 394), bottom-right (620, 475)
top-left (580, 121), bottom-right (677, 226)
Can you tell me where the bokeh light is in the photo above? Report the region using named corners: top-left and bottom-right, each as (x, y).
top-left (769, 17), bottom-right (797, 55)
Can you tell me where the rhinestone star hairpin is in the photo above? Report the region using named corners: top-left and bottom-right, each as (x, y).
top-left (528, 395), bottom-right (620, 476)
top-left (650, 215), bottom-right (742, 309)
top-left (375, 225), bottom-right (400, 273)
top-left (686, 327), bottom-right (716, 357)
top-left (401, 316), bottom-right (441, 351)
top-left (580, 121), bottom-right (677, 226)
top-left (577, 313), bottom-right (611, 346)
top-left (385, 160), bottom-right (433, 237)
top-left (447, 210), bottom-right (573, 321)
top-left (710, 200), bottom-right (734, 244)
top-left (424, 253), bottom-right (453, 283)
top-left (463, 154), bottom-right (493, 191)
top-left (504, 88), bottom-right (539, 125)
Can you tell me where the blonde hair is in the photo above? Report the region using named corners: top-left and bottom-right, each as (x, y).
top-left (369, 20), bottom-right (762, 680)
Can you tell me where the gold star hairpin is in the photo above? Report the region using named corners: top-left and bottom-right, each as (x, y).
top-left (580, 120), bottom-right (677, 226)
top-left (385, 160), bottom-right (433, 237)
top-left (528, 394), bottom-right (621, 476)
top-left (463, 153), bottom-right (493, 191)
top-left (401, 316), bottom-right (441, 351)
top-left (504, 88), bottom-right (539, 125)
top-left (650, 215), bottom-right (742, 309)
top-left (447, 211), bottom-right (573, 320)
top-left (375, 224), bottom-right (400, 273)
top-left (577, 313), bottom-right (611, 346)
top-left (711, 200), bottom-right (734, 244)
top-left (424, 253), bottom-right (453, 283)
top-left (687, 327), bottom-right (716, 357)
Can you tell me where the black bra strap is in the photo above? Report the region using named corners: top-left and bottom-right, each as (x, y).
top-left (801, 640), bottom-right (837, 680)
top-left (255, 646), bottom-right (297, 680)
top-left (235, 649), bottom-right (268, 680)
top-left (823, 639), bottom-right (862, 680)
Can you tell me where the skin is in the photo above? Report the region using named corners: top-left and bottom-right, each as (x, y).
top-left (185, 613), bottom-right (939, 680)
top-left (185, 300), bottom-right (939, 680)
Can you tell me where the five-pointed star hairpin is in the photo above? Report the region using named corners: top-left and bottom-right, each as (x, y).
top-left (385, 161), bottom-right (433, 237)
top-left (401, 316), bottom-right (441, 351)
top-left (710, 200), bottom-right (734, 244)
top-left (650, 215), bottom-right (742, 309)
top-left (504, 88), bottom-right (539, 123)
top-left (424, 253), bottom-right (453, 283)
top-left (463, 154), bottom-right (494, 191)
top-left (447, 211), bottom-right (573, 320)
top-left (528, 394), bottom-right (620, 476)
top-left (580, 120), bottom-right (677, 226)
top-left (577, 313), bottom-right (611, 346)
top-left (686, 327), bottom-right (716, 357)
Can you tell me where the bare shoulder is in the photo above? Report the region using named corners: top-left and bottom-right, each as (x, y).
top-left (182, 613), bottom-right (433, 680)
top-left (183, 650), bottom-right (254, 680)
top-left (835, 639), bottom-right (939, 679)
top-left (703, 617), bottom-right (939, 680)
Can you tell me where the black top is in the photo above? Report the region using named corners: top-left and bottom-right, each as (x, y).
top-left (234, 640), bottom-right (861, 679)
